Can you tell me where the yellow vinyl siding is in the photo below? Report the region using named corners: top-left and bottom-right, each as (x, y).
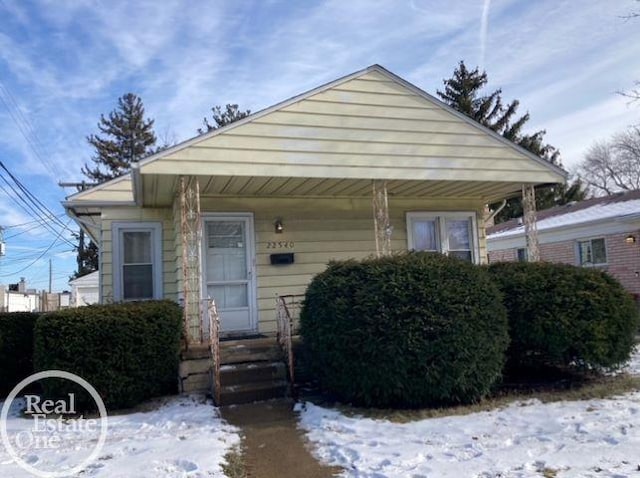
top-left (198, 196), bottom-right (486, 333)
top-left (143, 70), bottom-right (562, 186)
top-left (70, 176), bottom-right (134, 203)
top-left (97, 197), bottom-right (487, 333)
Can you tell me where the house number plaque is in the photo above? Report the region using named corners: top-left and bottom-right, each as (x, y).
top-left (266, 241), bottom-right (295, 249)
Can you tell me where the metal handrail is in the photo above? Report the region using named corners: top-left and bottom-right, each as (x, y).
top-left (276, 294), bottom-right (304, 389)
top-left (207, 298), bottom-right (221, 406)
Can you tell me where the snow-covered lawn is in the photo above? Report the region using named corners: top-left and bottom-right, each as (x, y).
top-left (297, 349), bottom-right (640, 478)
top-left (0, 395), bottom-right (240, 478)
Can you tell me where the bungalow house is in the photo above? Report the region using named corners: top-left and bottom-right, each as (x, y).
top-left (487, 190), bottom-right (640, 299)
top-left (63, 65), bottom-right (566, 401)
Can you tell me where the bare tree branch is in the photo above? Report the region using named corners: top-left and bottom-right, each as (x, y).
top-left (618, 80), bottom-right (640, 102)
top-left (577, 129), bottom-right (640, 195)
top-left (620, 0), bottom-right (640, 19)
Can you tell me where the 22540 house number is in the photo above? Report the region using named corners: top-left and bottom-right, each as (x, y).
top-left (266, 241), bottom-right (295, 249)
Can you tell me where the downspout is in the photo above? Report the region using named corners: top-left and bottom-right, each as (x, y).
top-left (131, 163), bottom-right (143, 206)
top-left (485, 199), bottom-right (507, 225)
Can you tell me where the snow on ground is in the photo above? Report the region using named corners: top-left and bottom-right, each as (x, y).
top-left (0, 395), bottom-right (240, 478)
top-left (622, 346), bottom-right (640, 376)
top-left (297, 349), bottom-right (640, 478)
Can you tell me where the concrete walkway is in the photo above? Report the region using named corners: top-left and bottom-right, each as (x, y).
top-left (222, 400), bottom-right (340, 478)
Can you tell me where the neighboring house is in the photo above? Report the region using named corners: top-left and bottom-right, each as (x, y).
top-left (0, 279), bottom-right (40, 312)
top-left (63, 64), bottom-right (566, 341)
top-left (487, 190), bottom-right (640, 297)
top-left (69, 271), bottom-right (99, 307)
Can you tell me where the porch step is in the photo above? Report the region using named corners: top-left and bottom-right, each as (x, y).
top-left (220, 361), bottom-right (286, 386)
top-left (220, 338), bottom-right (282, 365)
top-left (220, 380), bottom-right (289, 406)
top-left (179, 337), bottom-right (291, 404)
top-left (221, 337), bottom-right (277, 348)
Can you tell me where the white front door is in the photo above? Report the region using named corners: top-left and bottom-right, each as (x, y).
top-left (203, 216), bottom-right (256, 333)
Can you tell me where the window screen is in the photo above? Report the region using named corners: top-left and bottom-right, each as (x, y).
top-left (121, 231), bottom-right (154, 300)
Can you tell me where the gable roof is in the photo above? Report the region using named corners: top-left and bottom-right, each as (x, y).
top-left (66, 64), bottom-right (567, 208)
top-left (136, 64), bottom-right (566, 179)
top-left (488, 190), bottom-right (640, 239)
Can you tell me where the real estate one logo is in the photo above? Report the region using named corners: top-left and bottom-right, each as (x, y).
top-left (0, 370), bottom-right (108, 478)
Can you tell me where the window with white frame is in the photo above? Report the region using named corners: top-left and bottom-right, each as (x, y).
top-left (577, 238), bottom-right (607, 266)
top-left (406, 213), bottom-right (478, 263)
top-left (112, 223), bottom-right (163, 301)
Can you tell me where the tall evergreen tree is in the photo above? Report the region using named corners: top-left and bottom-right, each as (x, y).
top-left (82, 93), bottom-right (157, 183)
top-left (71, 230), bottom-right (98, 279)
top-left (77, 93), bottom-right (157, 277)
top-left (198, 104), bottom-right (251, 134)
top-left (437, 61), bottom-right (586, 222)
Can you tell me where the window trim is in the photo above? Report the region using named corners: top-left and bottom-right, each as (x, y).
top-left (406, 212), bottom-right (480, 264)
top-left (576, 236), bottom-right (608, 267)
top-left (112, 222), bottom-right (163, 301)
top-left (200, 212), bottom-right (259, 334)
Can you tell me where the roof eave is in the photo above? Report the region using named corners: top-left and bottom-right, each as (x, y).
top-left (488, 213), bottom-right (640, 242)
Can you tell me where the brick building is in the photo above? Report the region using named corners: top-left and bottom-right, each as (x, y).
top-left (487, 191), bottom-right (640, 297)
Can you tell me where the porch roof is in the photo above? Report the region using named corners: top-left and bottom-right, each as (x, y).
top-left (137, 174), bottom-right (543, 207)
top-left (64, 64), bottom-right (567, 216)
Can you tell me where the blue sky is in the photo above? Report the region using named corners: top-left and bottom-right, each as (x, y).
top-left (0, 0), bottom-right (638, 291)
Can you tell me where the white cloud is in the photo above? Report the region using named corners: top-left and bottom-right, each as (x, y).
top-left (537, 95), bottom-right (640, 170)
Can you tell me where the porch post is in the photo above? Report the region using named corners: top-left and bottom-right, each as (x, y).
top-left (522, 184), bottom-right (540, 262)
top-left (372, 180), bottom-right (392, 257)
top-left (179, 176), bottom-right (203, 343)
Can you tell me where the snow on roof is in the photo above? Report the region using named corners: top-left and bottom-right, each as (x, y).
top-left (69, 270), bottom-right (99, 286)
top-left (488, 194), bottom-right (640, 240)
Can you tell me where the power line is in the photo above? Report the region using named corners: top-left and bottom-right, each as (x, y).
top-left (0, 174), bottom-right (74, 247)
top-left (4, 221), bottom-right (57, 239)
top-left (0, 246), bottom-right (70, 265)
top-left (0, 161), bottom-right (74, 234)
top-left (3, 214), bottom-right (66, 230)
top-left (0, 81), bottom-right (58, 177)
top-left (0, 178), bottom-right (60, 238)
top-left (0, 162), bottom-right (76, 248)
top-left (0, 220), bottom-right (72, 277)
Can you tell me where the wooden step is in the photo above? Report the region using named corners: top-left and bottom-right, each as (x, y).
top-left (220, 380), bottom-right (289, 406)
top-left (220, 342), bottom-right (282, 365)
top-left (220, 337), bottom-right (278, 348)
top-left (220, 361), bottom-right (286, 386)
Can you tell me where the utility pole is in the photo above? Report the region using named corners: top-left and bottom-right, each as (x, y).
top-left (49, 258), bottom-right (52, 293)
top-left (59, 181), bottom-right (95, 277)
top-left (77, 228), bottom-right (84, 274)
top-left (0, 226), bottom-right (5, 257)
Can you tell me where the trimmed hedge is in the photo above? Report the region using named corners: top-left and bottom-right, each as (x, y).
top-left (34, 300), bottom-right (182, 410)
top-left (300, 252), bottom-right (509, 408)
top-left (0, 312), bottom-right (39, 397)
top-left (488, 262), bottom-right (638, 371)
